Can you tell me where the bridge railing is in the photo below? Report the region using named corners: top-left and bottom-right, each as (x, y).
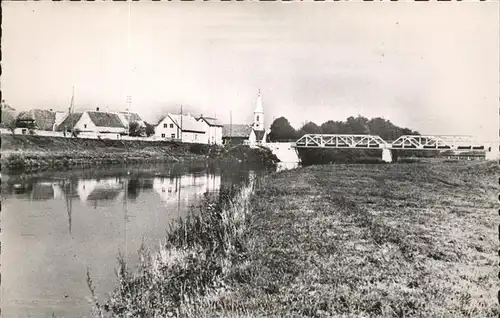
top-left (293, 134), bottom-right (488, 151)
top-left (294, 134), bottom-right (389, 149)
top-left (391, 135), bottom-right (485, 150)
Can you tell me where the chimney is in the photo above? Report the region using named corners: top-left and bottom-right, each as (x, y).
top-left (96, 107), bottom-right (100, 112)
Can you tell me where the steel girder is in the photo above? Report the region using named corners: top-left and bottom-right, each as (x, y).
top-left (294, 134), bottom-right (388, 149)
top-left (390, 135), bottom-right (484, 150)
top-left (293, 134), bottom-right (486, 151)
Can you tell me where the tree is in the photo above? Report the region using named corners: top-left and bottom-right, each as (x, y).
top-left (128, 122), bottom-right (145, 137)
top-left (320, 120), bottom-right (349, 134)
top-left (144, 122), bottom-right (155, 137)
top-left (268, 117), bottom-right (298, 142)
top-left (297, 121), bottom-right (321, 137)
top-left (346, 116), bottom-right (369, 134)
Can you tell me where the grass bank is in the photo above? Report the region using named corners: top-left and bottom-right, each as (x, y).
top-left (88, 179), bottom-right (259, 317)
top-left (0, 135), bottom-right (279, 173)
top-left (90, 161), bottom-right (497, 317)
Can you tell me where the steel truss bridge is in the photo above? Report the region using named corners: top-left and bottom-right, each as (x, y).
top-left (293, 134), bottom-right (489, 151)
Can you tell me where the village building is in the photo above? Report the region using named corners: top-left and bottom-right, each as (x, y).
top-left (16, 109), bottom-right (57, 131)
top-left (222, 124), bottom-right (253, 145)
top-left (155, 113), bottom-right (206, 143)
top-left (117, 112), bottom-right (145, 128)
top-left (222, 90), bottom-right (268, 146)
top-left (55, 110), bottom-right (127, 135)
top-left (196, 115), bottom-right (224, 145)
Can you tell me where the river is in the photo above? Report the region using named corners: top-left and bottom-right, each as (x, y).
top-left (1, 161), bottom-right (298, 318)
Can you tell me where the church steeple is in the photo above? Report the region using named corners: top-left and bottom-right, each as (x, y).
top-left (253, 89), bottom-right (264, 131)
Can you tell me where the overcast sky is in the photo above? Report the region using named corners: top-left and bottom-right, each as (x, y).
top-left (3, 2), bottom-right (499, 143)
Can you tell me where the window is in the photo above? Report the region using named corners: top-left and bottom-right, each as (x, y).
top-left (171, 134), bottom-right (175, 139)
top-left (164, 124), bottom-right (167, 128)
top-left (194, 134), bottom-right (198, 141)
top-left (84, 124), bottom-right (87, 129)
top-left (256, 115), bottom-right (259, 121)
top-left (170, 123), bottom-right (174, 128)
top-left (161, 133), bottom-right (165, 138)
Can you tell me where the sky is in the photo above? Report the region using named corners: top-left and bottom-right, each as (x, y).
top-left (3, 2), bottom-right (499, 144)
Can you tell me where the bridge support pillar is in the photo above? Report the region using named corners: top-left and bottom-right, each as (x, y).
top-left (382, 148), bottom-right (393, 163)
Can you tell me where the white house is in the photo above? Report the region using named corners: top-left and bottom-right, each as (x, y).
top-left (196, 116), bottom-right (224, 145)
top-left (155, 113), bottom-right (206, 143)
top-left (56, 109), bottom-right (128, 135)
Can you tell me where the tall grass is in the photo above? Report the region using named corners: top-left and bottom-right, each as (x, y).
top-left (88, 176), bottom-right (257, 318)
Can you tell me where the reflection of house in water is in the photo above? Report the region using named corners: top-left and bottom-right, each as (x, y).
top-left (30, 182), bottom-right (64, 201)
top-left (77, 178), bottom-right (125, 205)
top-left (153, 174), bottom-right (221, 206)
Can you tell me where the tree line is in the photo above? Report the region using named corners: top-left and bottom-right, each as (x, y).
top-left (267, 115), bottom-right (420, 142)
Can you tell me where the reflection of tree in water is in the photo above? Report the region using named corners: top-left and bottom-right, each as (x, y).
top-left (127, 178), bottom-right (141, 201)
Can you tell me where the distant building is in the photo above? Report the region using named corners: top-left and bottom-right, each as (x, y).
top-left (222, 90), bottom-right (267, 146)
top-left (155, 113), bottom-right (206, 143)
top-left (222, 124), bottom-right (253, 145)
top-left (16, 109), bottom-right (56, 131)
top-left (117, 112), bottom-right (145, 128)
top-left (56, 109), bottom-right (127, 135)
top-left (196, 116), bottom-right (224, 145)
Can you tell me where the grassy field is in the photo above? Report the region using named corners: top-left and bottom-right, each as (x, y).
top-left (175, 161), bottom-right (498, 317)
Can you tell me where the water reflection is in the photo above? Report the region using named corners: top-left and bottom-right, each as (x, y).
top-left (4, 174), bottom-right (225, 206)
top-left (1, 162), bottom-right (260, 318)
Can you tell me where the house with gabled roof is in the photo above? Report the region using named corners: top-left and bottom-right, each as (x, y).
top-left (155, 113), bottom-right (206, 143)
top-left (55, 110), bottom-right (127, 135)
top-left (16, 109), bottom-right (57, 131)
top-left (196, 115), bottom-right (223, 145)
top-left (222, 124), bottom-right (253, 145)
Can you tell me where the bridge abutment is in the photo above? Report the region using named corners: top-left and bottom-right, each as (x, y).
top-left (382, 148), bottom-right (393, 163)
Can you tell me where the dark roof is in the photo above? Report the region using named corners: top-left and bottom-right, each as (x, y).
top-left (87, 111), bottom-right (126, 128)
top-left (55, 113), bottom-right (83, 131)
top-left (197, 116), bottom-right (224, 127)
top-left (222, 124), bottom-right (252, 138)
top-left (17, 109), bottom-right (56, 130)
top-left (254, 130), bottom-right (266, 141)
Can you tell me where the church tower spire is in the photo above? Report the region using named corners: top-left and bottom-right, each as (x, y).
top-left (253, 89), bottom-right (264, 131)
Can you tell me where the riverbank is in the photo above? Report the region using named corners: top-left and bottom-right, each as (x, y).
top-left (93, 160), bottom-right (498, 317)
top-left (0, 135), bottom-right (279, 173)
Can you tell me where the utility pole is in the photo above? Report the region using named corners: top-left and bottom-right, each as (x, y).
top-left (126, 95), bottom-right (132, 136)
top-left (180, 105), bottom-right (183, 142)
top-left (70, 86), bottom-right (75, 137)
top-left (229, 110), bottom-right (232, 145)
